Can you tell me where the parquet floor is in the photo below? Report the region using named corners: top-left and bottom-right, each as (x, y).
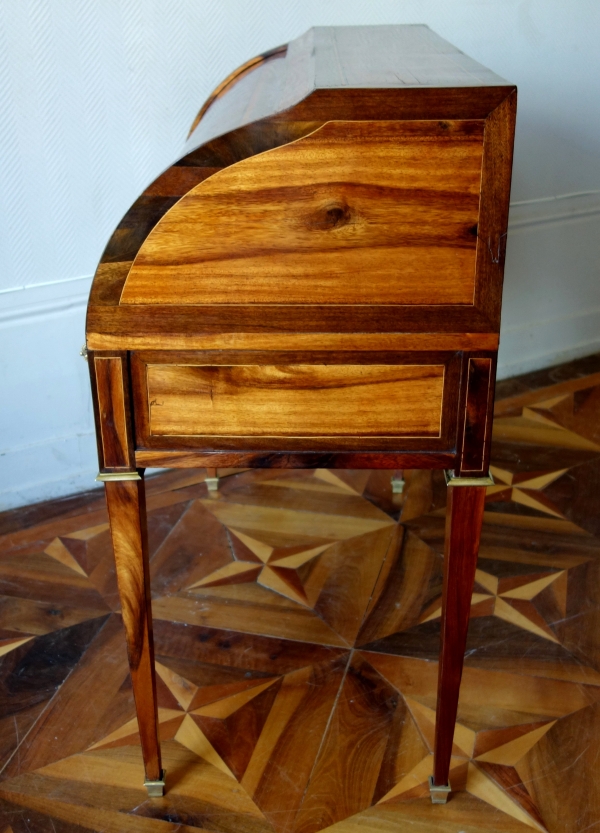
top-left (2, 358), bottom-right (600, 833)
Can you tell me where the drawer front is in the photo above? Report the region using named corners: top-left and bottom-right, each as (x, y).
top-left (132, 351), bottom-right (461, 452)
top-left (148, 363), bottom-right (444, 438)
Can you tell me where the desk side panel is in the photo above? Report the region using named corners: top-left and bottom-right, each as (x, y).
top-left (121, 120), bottom-right (484, 309)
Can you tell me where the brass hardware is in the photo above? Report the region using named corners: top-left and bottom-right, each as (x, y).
top-left (96, 471), bottom-right (142, 482)
top-left (444, 470), bottom-right (494, 487)
top-left (80, 344), bottom-right (88, 361)
top-left (144, 769), bottom-right (166, 797)
top-left (205, 476), bottom-right (219, 492)
top-left (390, 477), bottom-right (405, 494)
top-left (429, 775), bottom-right (451, 804)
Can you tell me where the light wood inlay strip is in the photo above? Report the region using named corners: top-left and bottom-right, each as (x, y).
top-left (146, 363), bottom-right (445, 439)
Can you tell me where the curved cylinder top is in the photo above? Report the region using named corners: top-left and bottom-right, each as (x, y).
top-left (85, 25), bottom-right (516, 350)
top-left (185, 24), bottom-right (510, 153)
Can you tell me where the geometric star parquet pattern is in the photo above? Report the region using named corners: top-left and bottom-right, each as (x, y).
top-left (2, 363), bottom-right (600, 832)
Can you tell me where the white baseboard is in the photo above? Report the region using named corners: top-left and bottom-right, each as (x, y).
top-left (0, 275), bottom-right (99, 512)
top-left (2, 192), bottom-right (599, 511)
top-left (0, 432), bottom-right (101, 511)
top-left (497, 306), bottom-right (600, 379)
top-left (498, 191), bottom-right (600, 377)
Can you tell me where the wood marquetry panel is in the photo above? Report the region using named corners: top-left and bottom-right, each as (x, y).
top-left (459, 355), bottom-right (495, 475)
top-left (145, 363), bottom-right (445, 439)
top-left (93, 355), bottom-right (132, 469)
top-left (121, 120), bottom-right (484, 308)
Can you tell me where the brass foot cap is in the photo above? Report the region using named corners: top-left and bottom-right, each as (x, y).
top-left (96, 471), bottom-right (141, 482)
top-left (444, 469), bottom-right (494, 487)
top-left (144, 770), bottom-right (166, 797)
top-left (391, 477), bottom-right (405, 494)
top-left (205, 476), bottom-right (219, 492)
top-left (429, 775), bottom-right (451, 804)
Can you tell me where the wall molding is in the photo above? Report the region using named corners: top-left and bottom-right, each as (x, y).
top-left (508, 190), bottom-right (600, 229)
top-left (0, 275), bottom-right (92, 328)
top-left (0, 433), bottom-right (101, 512)
top-left (497, 304), bottom-right (600, 379)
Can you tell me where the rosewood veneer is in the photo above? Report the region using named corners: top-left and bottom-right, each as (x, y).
top-left (85, 25), bottom-right (516, 803)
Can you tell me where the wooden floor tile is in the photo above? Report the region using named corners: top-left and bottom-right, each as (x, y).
top-left (2, 366), bottom-right (600, 831)
top-left (294, 657), bottom-right (399, 833)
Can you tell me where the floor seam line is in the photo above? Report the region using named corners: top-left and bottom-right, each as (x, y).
top-left (0, 612), bottom-right (113, 780)
top-left (291, 647), bottom-right (354, 823)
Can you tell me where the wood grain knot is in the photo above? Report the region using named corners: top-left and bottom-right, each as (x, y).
top-left (308, 200), bottom-right (354, 231)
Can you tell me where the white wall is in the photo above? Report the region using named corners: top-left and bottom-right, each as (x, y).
top-left (1, 0), bottom-right (599, 510)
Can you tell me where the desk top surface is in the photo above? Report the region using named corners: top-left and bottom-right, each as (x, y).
top-left (186, 25), bottom-right (511, 153)
top-left (283, 26), bottom-right (508, 90)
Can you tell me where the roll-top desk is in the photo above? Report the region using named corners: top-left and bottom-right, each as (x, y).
top-left (85, 25), bottom-right (516, 803)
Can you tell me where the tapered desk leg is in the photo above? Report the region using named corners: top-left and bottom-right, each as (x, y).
top-left (430, 477), bottom-right (487, 803)
top-left (205, 466), bottom-right (219, 492)
top-left (390, 469), bottom-right (405, 494)
top-left (104, 474), bottom-right (165, 796)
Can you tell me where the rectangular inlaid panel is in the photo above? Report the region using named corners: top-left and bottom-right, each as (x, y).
top-left (121, 120), bottom-right (484, 307)
top-left (145, 363), bottom-right (445, 438)
top-left (460, 356), bottom-right (493, 473)
top-left (94, 356), bottom-right (131, 468)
